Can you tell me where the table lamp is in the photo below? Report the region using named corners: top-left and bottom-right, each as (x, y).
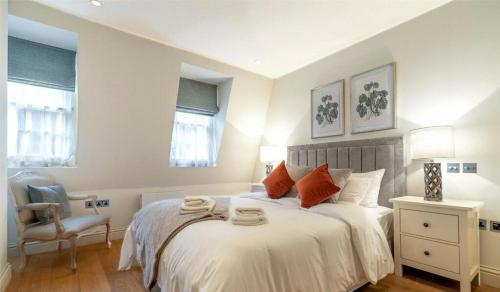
top-left (410, 126), bottom-right (455, 201)
top-left (260, 146), bottom-right (285, 175)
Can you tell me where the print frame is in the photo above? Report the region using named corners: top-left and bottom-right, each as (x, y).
top-left (311, 79), bottom-right (345, 139)
top-left (350, 63), bottom-right (396, 134)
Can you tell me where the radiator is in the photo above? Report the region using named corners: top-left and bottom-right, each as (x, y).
top-left (140, 191), bottom-right (188, 208)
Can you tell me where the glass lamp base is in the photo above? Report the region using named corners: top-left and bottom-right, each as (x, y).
top-left (424, 195), bottom-right (443, 202)
top-left (424, 162), bottom-right (443, 202)
top-left (265, 164), bottom-right (274, 176)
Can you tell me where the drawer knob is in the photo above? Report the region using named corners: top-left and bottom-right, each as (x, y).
top-left (424, 250), bottom-right (430, 256)
top-left (423, 222), bottom-right (430, 228)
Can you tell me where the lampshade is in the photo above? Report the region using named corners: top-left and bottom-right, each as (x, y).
top-left (260, 145), bottom-right (285, 163)
top-left (410, 126), bottom-right (455, 160)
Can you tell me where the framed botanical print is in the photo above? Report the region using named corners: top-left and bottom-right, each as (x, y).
top-left (350, 63), bottom-right (396, 134)
top-left (311, 79), bottom-right (344, 138)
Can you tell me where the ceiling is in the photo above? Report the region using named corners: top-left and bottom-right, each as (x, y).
top-left (31, 0), bottom-right (450, 78)
top-left (8, 15), bottom-right (78, 51)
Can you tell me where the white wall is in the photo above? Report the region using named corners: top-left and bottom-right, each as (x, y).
top-left (215, 79), bottom-right (233, 157)
top-left (257, 0), bottom-right (500, 280)
top-left (0, 0), bottom-right (11, 290)
top-left (6, 2), bottom-right (273, 249)
top-left (8, 1), bottom-right (273, 189)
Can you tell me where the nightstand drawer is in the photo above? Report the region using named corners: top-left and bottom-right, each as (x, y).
top-left (401, 235), bottom-right (460, 273)
top-left (400, 209), bottom-right (459, 243)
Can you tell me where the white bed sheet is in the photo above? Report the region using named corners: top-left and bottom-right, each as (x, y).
top-left (248, 193), bottom-right (394, 239)
top-left (372, 205), bottom-right (394, 240)
top-left (247, 193), bottom-right (394, 238)
top-left (120, 194), bottom-right (394, 292)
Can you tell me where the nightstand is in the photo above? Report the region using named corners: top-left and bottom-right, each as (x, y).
top-left (250, 183), bottom-right (266, 193)
top-left (390, 196), bottom-right (483, 292)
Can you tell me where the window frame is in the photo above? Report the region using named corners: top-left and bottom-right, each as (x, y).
top-left (6, 80), bottom-right (79, 168)
top-left (169, 110), bottom-right (217, 168)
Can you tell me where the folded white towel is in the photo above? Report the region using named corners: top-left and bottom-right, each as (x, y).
top-left (231, 215), bottom-right (267, 226)
top-left (184, 196), bottom-right (211, 206)
top-left (235, 207), bottom-right (264, 217)
top-left (180, 198), bottom-right (215, 214)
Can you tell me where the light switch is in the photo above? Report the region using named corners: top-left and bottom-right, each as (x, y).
top-left (463, 163), bottom-right (477, 173)
top-left (479, 219), bottom-right (487, 231)
top-left (491, 221), bottom-right (500, 233)
top-left (447, 163), bottom-right (460, 173)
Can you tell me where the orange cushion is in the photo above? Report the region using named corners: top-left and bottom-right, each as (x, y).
top-left (263, 161), bottom-right (295, 199)
top-left (296, 164), bottom-right (340, 208)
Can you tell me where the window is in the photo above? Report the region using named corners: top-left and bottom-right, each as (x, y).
top-left (7, 82), bottom-right (76, 167)
top-left (169, 111), bottom-right (216, 167)
top-left (169, 78), bottom-right (218, 167)
top-left (7, 36), bottom-right (77, 167)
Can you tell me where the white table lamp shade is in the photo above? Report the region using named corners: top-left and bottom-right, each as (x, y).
top-left (260, 146), bottom-right (285, 163)
top-left (410, 126), bottom-right (455, 160)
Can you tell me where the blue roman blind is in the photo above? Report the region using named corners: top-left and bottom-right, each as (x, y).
top-left (8, 36), bottom-right (76, 92)
top-left (177, 77), bottom-right (218, 115)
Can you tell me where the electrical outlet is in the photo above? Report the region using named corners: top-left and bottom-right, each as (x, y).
top-left (447, 163), bottom-right (460, 173)
top-left (84, 199), bottom-right (110, 208)
top-left (96, 199), bottom-right (110, 208)
top-left (463, 163), bottom-right (477, 173)
top-left (479, 219), bottom-right (487, 230)
top-left (491, 221), bottom-right (500, 233)
top-left (101, 199), bottom-right (110, 207)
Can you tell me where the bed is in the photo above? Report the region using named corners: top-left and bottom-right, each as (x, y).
top-left (119, 136), bottom-right (406, 292)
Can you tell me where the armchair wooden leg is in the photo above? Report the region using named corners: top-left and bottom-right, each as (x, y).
top-left (69, 237), bottom-right (78, 271)
top-left (18, 240), bottom-right (26, 270)
top-left (105, 223), bottom-right (112, 248)
top-left (58, 241), bottom-right (63, 252)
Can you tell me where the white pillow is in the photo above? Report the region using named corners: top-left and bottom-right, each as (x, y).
top-left (286, 166), bottom-right (313, 197)
top-left (358, 169), bottom-right (386, 207)
top-left (338, 169), bottom-right (385, 207)
top-left (327, 168), bottom-right (353, 202)
top-left (337, 177), bottom-right (372, 204)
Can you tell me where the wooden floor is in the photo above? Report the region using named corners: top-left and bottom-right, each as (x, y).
top-left (6, 240), bottom-right (500, 292)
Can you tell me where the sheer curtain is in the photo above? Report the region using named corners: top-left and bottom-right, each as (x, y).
top-left (7, 82), bottom-right (76, 167)
top-left (169, 111), bottom-right (216, 167)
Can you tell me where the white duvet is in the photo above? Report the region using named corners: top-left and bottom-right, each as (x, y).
top-left (119, 194), bottom-right (394, 292)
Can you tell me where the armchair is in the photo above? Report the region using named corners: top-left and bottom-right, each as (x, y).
top-left (8, 171), bottom-right (111, 270)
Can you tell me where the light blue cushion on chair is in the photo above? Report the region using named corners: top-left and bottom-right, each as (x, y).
top-left (28, 184), bottom-right (72, 224)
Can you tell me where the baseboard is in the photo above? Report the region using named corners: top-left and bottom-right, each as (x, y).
top-left (481, 265), bottom-right (500, 288)
top-left (7, 227), bottom-right (126, 257)
top-left (0, 263), bottom-right (12, 292)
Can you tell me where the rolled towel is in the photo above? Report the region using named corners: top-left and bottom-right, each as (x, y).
top-left (231, 215), bottom-right (267, 226)
top-left (181, 199), bottom-right (215, 211)
top-left (184, 196), bottom-right (211, 206)
top-left (180, 198), bottom-right (215, 214)
top-left (235, 207), bottom-right (264, 217)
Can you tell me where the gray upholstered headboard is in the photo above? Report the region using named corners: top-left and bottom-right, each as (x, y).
top-left (287, 136), bottom-right (406, 208)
